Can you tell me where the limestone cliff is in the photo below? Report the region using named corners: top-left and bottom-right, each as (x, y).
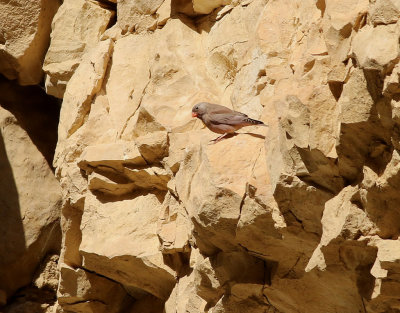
top-left (1, 0), bottom-right (400, 312)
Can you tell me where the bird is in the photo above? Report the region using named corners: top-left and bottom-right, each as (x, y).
top-left (191, 102), bottom-right (267, 143)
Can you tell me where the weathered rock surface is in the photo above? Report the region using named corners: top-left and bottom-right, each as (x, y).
top-left (0, 0), bottom-right (60, 85)
top-left (0, 105), bottom-right (62, 302)
top-left (43, 0), bottom-right (115, 98)
top-left (3, 0), bottom-right (400, 312)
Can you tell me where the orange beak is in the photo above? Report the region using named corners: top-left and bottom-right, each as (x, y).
top-left (192, 112), bottom-right (198, 118)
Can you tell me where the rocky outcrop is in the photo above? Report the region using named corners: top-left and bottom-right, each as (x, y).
top-left (0, 80), bottom-right (62, 305)
top-left (0, 0), bottom-right (60, 85)
top-left (2, 0), bottom-right (400, 312)
top-left (43, 0), bottom-right (115, 98)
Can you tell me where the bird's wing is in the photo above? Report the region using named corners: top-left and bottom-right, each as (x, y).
top-left (206, 103), bottom-right (247, 116)
top-left (208, 112), bottom-right (248, 126)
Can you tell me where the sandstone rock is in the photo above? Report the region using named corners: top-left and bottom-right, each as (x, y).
top-left (43, 0), bottom-right (115, 98)
top-left (165, 270), bottom-right (207, 313)
top-left (117, 0), bottom-right (164, 33)
top-left (158, 192), bottom-right (191, 254)
top-left (34, 255), bottom-right (60, 291)
top-left (157, 0), bottom-right (172, 26)
top-left (384, 62), bottom-right (400, 96)
top-left (58, 265), bottom-right (132, 313)
top-left (122, 107), bottom-right (167, 140)
top-left (106, 18), bottom-right (217, 139)
top-left (40, 0), bottom-right (400, 312)
top-left (135, 131), bottom-right (169, 164)
top-left (210, 284), bottom-right (268, 313)
top-left (0, 107), bottom-right (62, 300)
top-left (196, 251), bottom-right (265, 304)
top-left (60, 202), bottom-right (83, 267)
top-left (1, 254), bottom-right (59, 312)
top-left (175, 128), bottom-right (267, 254)
top-left (351, 24), bottom-right (400, 73)
top-left (337, 68), bottom-right (392, 182)
top-left (323, 0), bottom-right (369, 62)
top-left (0, 76), bottom-right (60, 167)
top-left (77, 141), bottom-right (171, 195)
top-left (78, 142), bottom-right (147, 170)
top-left (0, 0), bottom-right (59, 85)
top-left (370, 0), bottom-right (400, 26)
top-left (306, 185), bottom-right (376, 272)
top-left (57, 39), bottom-right (113, 141)
top-left (192, 0), bottom-right (231, 14)
top-left (79, 193), bottom-right (176, 300)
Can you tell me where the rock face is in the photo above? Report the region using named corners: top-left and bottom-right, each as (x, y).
top-left (0, 0), bottom-right (60, 85)
top-left (0, 88), bottom-right (62, 304)
top-left (43, 0), bottom-right (115, 98)
top-left (2, 0), bottom-right (400, 312)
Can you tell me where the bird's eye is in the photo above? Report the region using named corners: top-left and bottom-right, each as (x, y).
top-left (195, 106), bottom-right (198, 110)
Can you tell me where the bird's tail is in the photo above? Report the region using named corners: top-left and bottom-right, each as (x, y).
top-left (244, 117), bottom-right (268, 126)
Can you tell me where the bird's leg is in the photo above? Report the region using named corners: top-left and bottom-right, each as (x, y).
top-left (209, 133), bottom-right (229, 144)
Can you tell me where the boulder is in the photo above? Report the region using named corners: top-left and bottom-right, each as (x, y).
top-left (0, 0), bottom-right (59, 85)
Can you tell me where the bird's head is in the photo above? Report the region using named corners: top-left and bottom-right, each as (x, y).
top-left (192, 102), bottom-right (207, 118)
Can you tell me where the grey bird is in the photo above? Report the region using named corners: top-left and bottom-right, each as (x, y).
top-left (192, 102), bottom-right (267, 143)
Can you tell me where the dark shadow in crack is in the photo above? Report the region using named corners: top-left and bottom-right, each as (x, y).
top-left (0, 75), bottom-right (61, 169)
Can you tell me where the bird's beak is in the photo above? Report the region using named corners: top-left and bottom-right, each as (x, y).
top-left (192, 112), bottom-right (198, 118)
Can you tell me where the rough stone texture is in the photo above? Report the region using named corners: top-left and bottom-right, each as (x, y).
top-left (3, 0), bottom-right (400, 312)
top-left (43, 0), bottom-right (115, 98)
top-left (48, 0), bottom-right (400, 311)
top-left (0, 106), bottom-right (62, 302)
top-left (0, 0), bottom-right (60, 85)
top-left (3, 255), bottom-right (60, 313)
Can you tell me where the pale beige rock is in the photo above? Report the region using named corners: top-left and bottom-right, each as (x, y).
top-left (370, 0), bottom-right (400, 26)
top-left (81, 162), bottom-right (170, 195)
top-left (79, 193), bottom-right (176, 300)
top-left (0, 107), bottom-right (62, 300)
top-left (107, 19), bottom-right (218, 139)
top-left (58, 39), bottom-right (113, 142)
top-left (322, 0), bottom-right (369, 62)
top-left (45, 0), bottom-right (400, 311)
top-left (164, 130), bottom-right (203, 173)
top-left (122, 107), bottom-right (167, 140)
top-left (60, 202), bottom-right (83, 267)
top-left (117, 0), bottom-right (164, 33)
top-left (135, 131), bottom-right (169, 164)
top-left (324, 0), bottom-right (369, 31)
top-left (352, 24), bottom-right (400, 73)
top-left (0, 0), bottom-right (59, 85)
top-left (43, 0), bottom-right (115, 98)
top-left (78, 142), bottom-right (147, 170)
top-left (158, 192), bottom-right (191, 254)
top-left (156, 0), bottom-right (172, 26)
top-left (165, 271), bottom-right (207, 313)
top-left (175, 128), bottom-right (267, 254)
